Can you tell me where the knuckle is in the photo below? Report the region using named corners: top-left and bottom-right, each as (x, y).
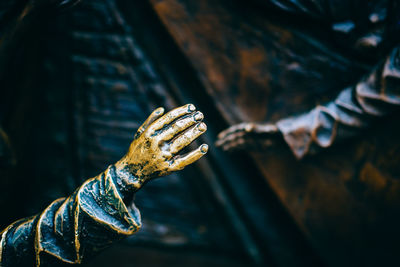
top-left (161, 151), bottom-right (172, 161)
top-left (175, 120), bottom-right (186, 128)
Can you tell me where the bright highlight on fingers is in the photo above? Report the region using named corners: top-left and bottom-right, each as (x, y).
top-left (169, 143), bottom-right (208, 171)
top-left (188, 104), bottom-right (196, 112)
top-left (194, 111), bottom-right (204, 122)
top-left (154, 107), bottom-right (165, 115)
top-left (200, 144), bottom-right (208, 153)
top-left (169, 122), bottom-right (207, 154)
top-left (148, 104), bottom-right (197, 133)
top-left (197, 122), bottom-right (207, 132)
top-left (135, 107), bottom-right (165, 139)
top-left (157, 111), bottom-right (204, 142)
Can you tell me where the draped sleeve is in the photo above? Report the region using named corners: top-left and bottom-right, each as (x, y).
top-left (277, 46), bottom-right (400, 159)
top-left (0, 165), bottom-right (141, 266)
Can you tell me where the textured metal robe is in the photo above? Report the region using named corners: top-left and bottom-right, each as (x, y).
top-left (0, 0), bottom-right (400, 266)
top-left (0, 166), bottom-right (140, 266)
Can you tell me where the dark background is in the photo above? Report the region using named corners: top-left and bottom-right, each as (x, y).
top-left (1, 0), bottom-right (400, 266)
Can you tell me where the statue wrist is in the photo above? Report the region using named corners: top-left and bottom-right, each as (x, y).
top-left (112, 159), bottom-right (145, 201)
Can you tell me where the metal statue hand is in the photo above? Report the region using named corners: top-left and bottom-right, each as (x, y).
top-left (115, 104), bottom-right (208, 188)
top-left (216, 122), bottom-right (283, 151)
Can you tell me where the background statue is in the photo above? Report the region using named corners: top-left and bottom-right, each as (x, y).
top-left (0, 1), bottom-right (257, 267)
top-left (140, 0), bottom-right (400, 266)
top-left (217, 46), bottom-right (400, 158)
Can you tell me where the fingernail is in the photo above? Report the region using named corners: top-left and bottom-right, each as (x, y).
top-left (200, 144), bottom-right (209, 153)
top-left (188, 104), bottom-right (196, 112)
top-left (155, 107), bottom-right (164, 114)
top-left (198, 122), bottom-right (207, 131)
top-left (194, 112), bottom-right (204, 122)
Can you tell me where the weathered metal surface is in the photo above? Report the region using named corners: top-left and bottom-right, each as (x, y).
top-left (1, 0), bottom-right (399, 266)
top-left (65, 0), bottom-right (242, 255)
top-left (147, 0), bottom-right (400, 266)
top-left (0, 0), bottom-right (253, 266)
top-left (0, 104), bottom-right (210, 266)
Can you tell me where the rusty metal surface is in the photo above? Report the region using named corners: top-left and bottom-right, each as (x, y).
top-left (0, 0), bottom-right (252, 266)
top-left (146, 0), bottom-right (400, 266)
top-left (1, 0), bottom-right (399, 266)
top-left (65, 0), bottom-right (237, 253)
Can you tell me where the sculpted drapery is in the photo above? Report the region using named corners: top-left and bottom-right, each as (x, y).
top-left (216, 0), bottom-right (400, 159)
top-left (0, 104), bottom-right (208, 266)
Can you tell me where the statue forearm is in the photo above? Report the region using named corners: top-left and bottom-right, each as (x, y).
top-left (277, 46), bottom-right (400, 159)
top-left (0, 105), bottom-right (208, 266)
top-left (0, 164), bottom-right (141, 266)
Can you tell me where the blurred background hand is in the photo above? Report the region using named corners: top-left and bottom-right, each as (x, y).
top-left (216, 122), bottom-right (284, 152)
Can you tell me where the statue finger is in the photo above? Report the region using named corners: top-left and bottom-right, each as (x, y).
top-left (215, 130), bottom-right (246, 147)
top-left (253, 124), bottom-right (279, 134)
top-left (169, 122), bottom-right (207, 154)
top-left (217, 124), bottom-right (243, 140)
top-left (222, 136), bottom-right (275, 151)
top-left (157, 111), bottom-right (203, 141)
top-left (227, 135), bottom-right (265, 150)
top-left (169, 144), bottom-right (208, 171)
top-left (221, 137), bottom-right (246, 151)
top-left (147, 104), bottom-right (196, 134)
top-left (217, 122), bottom-right (253, 140)
top-left (134, 107), bottom-right (165, 139)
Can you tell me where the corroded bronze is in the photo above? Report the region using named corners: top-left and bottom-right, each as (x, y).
top-left (116, 105), bottom-right (208, 184)
top-left (145, 0), bottom-right (400, 266)
top-left (216, 48), bottom-right (400, 159)
top-left (1, 0), bottom-right (400, 266)
top-left (0, 105), bottom-right (208, 266)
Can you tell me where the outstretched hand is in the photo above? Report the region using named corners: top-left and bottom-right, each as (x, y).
top-left (116, 104), bottom-right (208, 186)
top-left (216, 122), bottom-right (283, 152)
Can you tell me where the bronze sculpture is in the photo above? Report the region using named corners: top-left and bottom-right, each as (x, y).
top-left (1, 0), bottom-right (400, 266)
top-left (143, 0), bottom-right (400, 266)
top-left (1, 1), bottom-right (241, 266)
top-left (0, 104), bottom-right (208, 266)
top-left (216, 46), bottom-right (400, 158)
top-left (211, 0), bottom-right (400, 159)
